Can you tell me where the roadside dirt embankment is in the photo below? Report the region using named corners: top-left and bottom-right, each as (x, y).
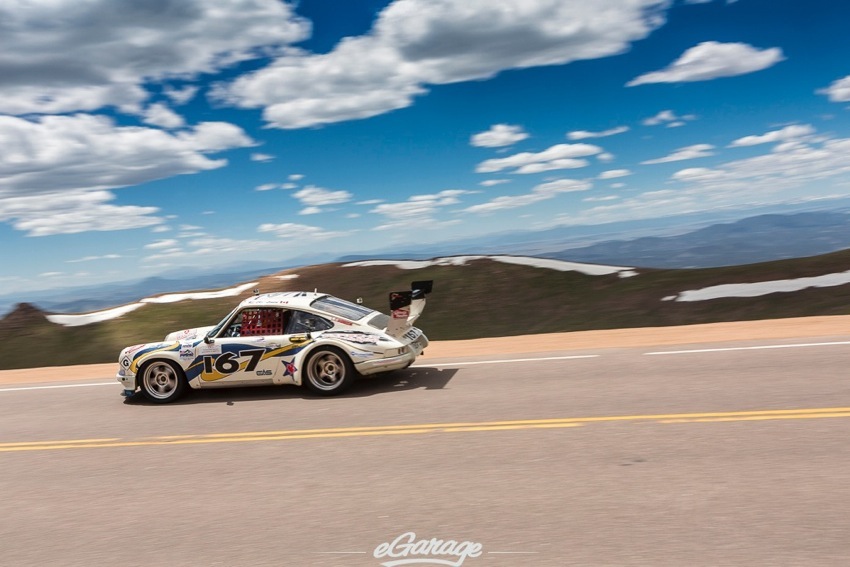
top-left (1, 315), bottom-right (848, 386)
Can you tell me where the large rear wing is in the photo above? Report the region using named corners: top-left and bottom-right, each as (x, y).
top-left (387, 280), bottom-right (433, 338)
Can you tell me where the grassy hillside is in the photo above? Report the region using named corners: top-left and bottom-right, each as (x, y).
top-left (2, 252), bottom-right (850, 370)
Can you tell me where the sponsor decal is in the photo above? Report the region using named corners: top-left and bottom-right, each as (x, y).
top-left (373, 532), bottom-right (483, 567)
top-left (282, 360), bottom-right (297, 377)
top-left (392, 306), bottom-right (410, 320)
top-left (349, 350), bottom-right (374, 358)
top-left (323, 331), bottom-right (382, 345)
top-left (197, 342), bottom-right (222, 356)
top-left (178, 342), bottom-right (195, 359)
top-left (126, 344), bottom-right (145, 356)
top-left (256, 369), bottom-right (273, 376)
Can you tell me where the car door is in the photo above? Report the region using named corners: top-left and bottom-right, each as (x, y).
top-left (197, 307), bottom-right (289, 386)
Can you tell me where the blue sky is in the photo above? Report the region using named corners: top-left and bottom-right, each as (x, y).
top-left (2, 0), bottom-right (850, 296)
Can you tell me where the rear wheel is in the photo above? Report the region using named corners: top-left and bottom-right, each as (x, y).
top-left (303, 347), bottom-right (355, 396)
top-left (139, 360), bottom-right (187, 403)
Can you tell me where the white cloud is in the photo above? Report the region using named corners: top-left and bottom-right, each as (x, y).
top-left (598, 169), bottom-right (632, 179)
top-left (0, 190), bottom-right (162, 236)
top-left (142, 103), bottom-right (185, 129)
top-left (729, 124), bottom-right (816, 147)
top-left (583, 195), bottom-right (619, 202)
top-left (292, 185), bottom-right (352, 208)
top-left (642, 144), bottom-right (715, 164)
top-left (642, 110), bottom-right (696, 126)
top-left (255, 183), bottom-right (279, 191)
top-left (299, 206), bottom-right (322, 215)
top-left (567, 126), bottom-right (629, 140)
top-left (818, 76), bottom-right (850, 103)
top-left (0, 114), bottom-right (253, 235)
top-left (288, 174), bottom-right (305, 181)
top-left (66, 254), bottom-right (122, 263)
top-left (219, 0), bottom-right (669, 129)
top-left (628, 41), bottom-right (784, 86)
top-left (250, 152), bottom-right (275, 162)
top-left (145, 239), bottom-right (179, 250)
top-left (143, 235), bottom-right (276, 264)
top-left (476, 143), bottom-right (603, 174)
top-left (370, 189), bottom-right (471, 230)
top-left (0, 115), bottom-right (253, 198)
top-left (471, 124), bottom-right (529, 147)
top-left (465, 178), bottom-right (591, 213)
top-left (670, 167), bottom-right (725, 183)
top-left (163, 85), bottom-right (199, 106)
top-left (0, 0), bottom-right (310, 115)
top-left (480, 179), bottom-right (510, 187)
top-left (257, 222), bottom-right (347, 240)
top-left (558, 133), bottom-right (850, 226)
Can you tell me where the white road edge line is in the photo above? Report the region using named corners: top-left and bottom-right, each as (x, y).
top-left (0, 382), bottom-right (115, 393)
top-left (414, 355), bottom-right (599, 367)
top-left (645, 341), bottom-right (850, 356)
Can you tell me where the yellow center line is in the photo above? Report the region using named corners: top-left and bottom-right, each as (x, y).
top-left (3, 407), bottom-right (850, 452)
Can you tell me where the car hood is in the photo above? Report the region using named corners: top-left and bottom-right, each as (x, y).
top-left (164, 325), bottom-right (216, 342)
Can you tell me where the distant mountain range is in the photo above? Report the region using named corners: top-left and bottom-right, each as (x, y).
top-left (338, 211), bottom-right (850, 268)
top-left (548, 211), bottom-right (850, 269)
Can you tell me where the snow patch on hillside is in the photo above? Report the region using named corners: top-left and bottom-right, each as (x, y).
top-left (46, 282), bottom-right (259, 327)
top-left (666, 270), bottom-right (850, 302)
top-left (344, 255), bottom-right (637, 277)
top-left (46, 303), bottom-right (146, 327)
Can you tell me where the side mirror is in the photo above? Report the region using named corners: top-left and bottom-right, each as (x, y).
top-left (204, 334), bottom-right (214, 344)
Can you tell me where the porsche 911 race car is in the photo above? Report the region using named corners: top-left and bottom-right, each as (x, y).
top-left (117, 281), bottom-right (432, 403)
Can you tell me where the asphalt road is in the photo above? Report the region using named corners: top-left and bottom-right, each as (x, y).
top-left (2, 335), bottom-right (850, 566)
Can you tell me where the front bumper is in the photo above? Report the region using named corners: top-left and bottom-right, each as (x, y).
top-left (116, 366), bottom-right (136, 395)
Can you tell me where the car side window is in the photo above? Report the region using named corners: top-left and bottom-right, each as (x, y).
top-left (225, 308), bottom-right (290, 337)
top-left (287, 310), bottom-right (333, 334)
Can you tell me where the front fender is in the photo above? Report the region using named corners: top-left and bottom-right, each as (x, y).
top-left (126, 341), bottom-right (184, 375)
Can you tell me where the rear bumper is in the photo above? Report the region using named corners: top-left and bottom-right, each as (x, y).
top-left (355, 352), bottom-right (416, 376)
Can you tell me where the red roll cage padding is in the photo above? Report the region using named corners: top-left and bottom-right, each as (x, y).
top-left (240, 308), bottom-right (287, 337)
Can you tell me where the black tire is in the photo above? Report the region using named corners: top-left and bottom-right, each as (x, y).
top-left (303, 347), bottom-right (356, 396)
top-left (139, 360), bottom-right (187, 404)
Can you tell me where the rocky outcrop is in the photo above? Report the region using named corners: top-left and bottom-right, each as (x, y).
top-left (0, 303), bottom-right (50, 337)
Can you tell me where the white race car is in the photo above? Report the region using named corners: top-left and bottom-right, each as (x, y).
top-left (117, 281), bottom-right (432, 403)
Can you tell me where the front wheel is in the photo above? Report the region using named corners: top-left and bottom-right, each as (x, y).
top-left (303, 347), bottom-right (355, 396)
top-left (139, 360), bottom-right (187, 403)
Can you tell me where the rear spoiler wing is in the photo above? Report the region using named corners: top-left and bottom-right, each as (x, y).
top-left (387, 280), bottom-right (433, 338)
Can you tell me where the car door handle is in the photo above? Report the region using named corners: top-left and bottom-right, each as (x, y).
top-left (290, 335), bottom-right (309, 344)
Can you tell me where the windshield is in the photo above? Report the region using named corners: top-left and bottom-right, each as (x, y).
top-left (206, 306), bottom-right (240, 339)
top-left (311, 296), bottom-right (376, 321)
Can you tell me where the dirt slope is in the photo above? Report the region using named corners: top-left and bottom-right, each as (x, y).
top-left (2, 314), bottom-right (847, 386)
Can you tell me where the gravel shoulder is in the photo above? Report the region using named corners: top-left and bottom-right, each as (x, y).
top-left (2, 314), bottom-right (848, 386)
